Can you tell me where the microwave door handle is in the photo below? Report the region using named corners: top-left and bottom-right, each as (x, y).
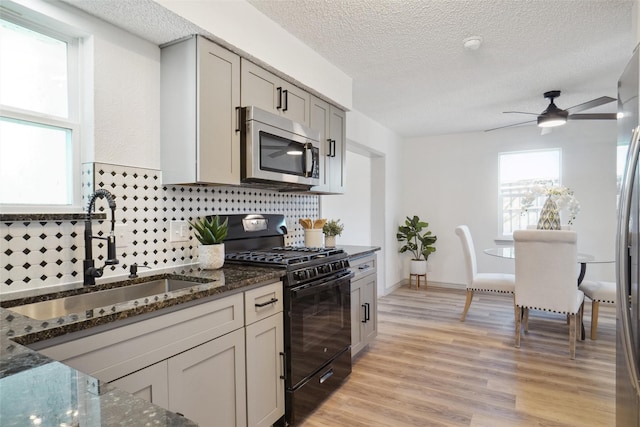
top-left (303, 143), bottom-right (314, 177)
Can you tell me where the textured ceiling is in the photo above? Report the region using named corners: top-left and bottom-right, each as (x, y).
top-left (247, 0), bottom-right (635, 137)
top-left (62, 0), bottom-right (635, 138)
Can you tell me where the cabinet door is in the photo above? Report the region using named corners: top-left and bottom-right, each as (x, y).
top-left (109, 361), bottom-right (169, 409)
top-left (310, 97), bottom-right (331, 192)
top-left (241, 59), bottom-right (310, 126)
top-left (362, 277), bottom-right (378, 343)
top-left (241, 59), bottom-right (278, 114)
top-left (198, 36), bottom-right (241, 185)
top-left (161, 35), bottom-right (240, 185)
top-left (309, 97), bottom-right (346, 194)
top-left (246, 312), bottom-right (285, 427)
top-left (281, 84), bottom-right (310, 126)
top-left (350, 281), bottom-right (366, 356)
top-left (328, 106), bottom-right (346, 193)
top-left (168, 329), bottom-right (247, 427)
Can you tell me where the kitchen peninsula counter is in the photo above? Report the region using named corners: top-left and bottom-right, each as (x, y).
top-left (0, 264), bottom-right (285, 426)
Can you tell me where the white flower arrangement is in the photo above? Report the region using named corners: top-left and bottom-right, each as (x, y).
top-left (521, 182), bottom-right (581, 225)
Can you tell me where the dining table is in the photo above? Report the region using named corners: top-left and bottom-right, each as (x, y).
top-left (483, 246), bottom-right (613, 285)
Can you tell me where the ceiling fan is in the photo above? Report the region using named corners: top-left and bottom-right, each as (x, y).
top-left (486, 90), bottom-right (617, 132)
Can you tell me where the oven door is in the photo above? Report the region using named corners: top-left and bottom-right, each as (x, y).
top-left (286, 271), bottom-right (352, 388)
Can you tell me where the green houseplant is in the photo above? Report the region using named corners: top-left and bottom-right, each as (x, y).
top-left (322, 219), bottom-right (344, 248)
top-left (189, 215), bottom-right (228, 269)
top-left (397, 216), bottom-right (437, 276)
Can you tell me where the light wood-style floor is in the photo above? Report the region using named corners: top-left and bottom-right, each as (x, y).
top-left (300, 284), bottom-right (616, 427)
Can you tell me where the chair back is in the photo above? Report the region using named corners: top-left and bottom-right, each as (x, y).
top-left (455, 225), bottom-right (477, 286)
top-left (513, 229), bottom-right (580, 313)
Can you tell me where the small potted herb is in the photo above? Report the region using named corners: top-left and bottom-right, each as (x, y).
top-left (189, 215), bottom-right (228, 269)
top-left (322, 219), bottom-right (344, 248)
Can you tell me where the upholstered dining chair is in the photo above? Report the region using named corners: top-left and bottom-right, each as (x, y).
top-left (578, 280), bottom-right (616, 340)
top-left (455, 225), bottom-right (515, 322)
top-left (513, 229), bottom-right (584, 359)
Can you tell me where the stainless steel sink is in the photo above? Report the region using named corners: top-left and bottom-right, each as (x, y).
top-left (9, 278), bottom-right (203, 320)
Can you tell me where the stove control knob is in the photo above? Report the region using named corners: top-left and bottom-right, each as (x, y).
top-left (308, 268), bottom-right (317, 278)
top-left (294, 270), bottom-right (306, 281)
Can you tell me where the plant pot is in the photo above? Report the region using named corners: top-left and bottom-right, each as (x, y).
top-left (324, 235), bottom-right (336, 248)
top-left (410, 259), bottom-right (427, 275)
top-left (198, 243), bottom-right (225, 270)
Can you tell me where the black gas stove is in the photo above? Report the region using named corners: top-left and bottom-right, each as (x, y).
top-left (219, 214), bottom-right (353, 426)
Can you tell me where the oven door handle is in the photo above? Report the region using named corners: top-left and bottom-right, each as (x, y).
top-left (290, 272), bottom-right (354, 298)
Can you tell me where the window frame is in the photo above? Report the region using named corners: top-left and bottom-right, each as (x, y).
top-left (0, 13), bottom-right (82, 213)
top-left (498, 148), bottom-right (562, 238)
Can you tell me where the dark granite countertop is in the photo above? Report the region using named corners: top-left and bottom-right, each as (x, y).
top-left (338, 245), bottom-right (381, 259)
top-left (0, 263), bottom-right (285, 426)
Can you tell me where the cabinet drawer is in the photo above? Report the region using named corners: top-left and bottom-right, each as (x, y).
top-left (350, 254), bottom-right (377, 280)
top-left (245, 281), bottom-right (283, 325)
top-left (38, 293), bottom-right (244, 383)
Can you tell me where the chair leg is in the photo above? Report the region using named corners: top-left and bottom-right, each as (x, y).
top-left (569, 313), bottom-right (576, 360)
top-left (460, 289), bottom-right (474, 321)
top-left (523, 308), bottom-right (529, 333)
top-left (590, 301), bottom-right (600, 340)
top-left (515, 306), bottom-right (522, 348)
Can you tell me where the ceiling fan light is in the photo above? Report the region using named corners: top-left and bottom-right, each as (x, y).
top-left (538, 116), bottom-right (567, 128)
top-left (537, 109), bottom-right (568, 128)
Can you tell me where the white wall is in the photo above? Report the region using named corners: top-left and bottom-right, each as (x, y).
top-left (346, 110), bottom-right (405, 294)
top-left (321, 151), bottom-right (372, 245)
top-left (402, 121), bottom-right (618, 287)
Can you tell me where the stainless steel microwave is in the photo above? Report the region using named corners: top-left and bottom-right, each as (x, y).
top-left (240, 106), bottom-right (320, 189)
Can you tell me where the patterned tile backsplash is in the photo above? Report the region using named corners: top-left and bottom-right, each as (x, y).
top-left (1, 162), bottom-right (320, 293)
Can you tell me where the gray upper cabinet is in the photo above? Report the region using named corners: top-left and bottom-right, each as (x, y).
top-left (309, 96), bottom-right (346, 194)
top-left (241, 59), bottom-right (310, 127)
top-left (161, 35), bottom-right (241, 185)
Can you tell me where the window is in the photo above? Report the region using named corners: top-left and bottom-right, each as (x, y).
top-left (499, 149), bottom-right (561, 236)
top-left (0, 15), bottom-right (80, 211)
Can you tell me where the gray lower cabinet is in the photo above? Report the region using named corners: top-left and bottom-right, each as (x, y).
top-left (309, 96), bottom-right (346, 194)
top-left (161, 35), bottom-right (241, 185)
top-left (109, 360), bottom-right (170, 408)
top-left (35, 281), bottom-right (284, 427)
top-left (350, 253), bottom-right (378, 358)
top-left (168, 328), bottom-right (247, 427)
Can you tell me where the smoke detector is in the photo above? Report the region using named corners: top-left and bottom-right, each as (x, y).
top-left (463, 36), bottom-right (483, 50)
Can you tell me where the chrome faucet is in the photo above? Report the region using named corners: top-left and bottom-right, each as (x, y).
top-left (84, 189), bottom-right (119, 286)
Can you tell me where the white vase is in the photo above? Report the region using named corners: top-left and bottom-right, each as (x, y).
top-left (304, 229), bottom-right (323, 247)
top-left (325, 235), bottom-right (336, 248)
top-left (199, 243), bottom-right (225, 269)
top-left (410, 259), bottom-right (427, 275)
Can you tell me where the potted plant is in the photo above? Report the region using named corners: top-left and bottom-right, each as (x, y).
top-left (189, 215), bottom-right (228, 269)
top-left (396, 215), bottom-right (437, 275)
top-left (322, 219), bottom-right (344, 248)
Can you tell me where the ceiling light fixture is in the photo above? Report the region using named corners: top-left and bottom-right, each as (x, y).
top-left (537, 98), bottom-right (569, 128)
top-left (463, 36), bottom-right (483, 50)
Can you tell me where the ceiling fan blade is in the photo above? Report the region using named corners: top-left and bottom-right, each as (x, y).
top-left (485, 119), bottom-right (536, 132)
top-left (503, 111), bottom-right (538, 115)
top-left (566, 96), bottom-right (616, 114)
top-left (568, 113), bottom-right (617, 120)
